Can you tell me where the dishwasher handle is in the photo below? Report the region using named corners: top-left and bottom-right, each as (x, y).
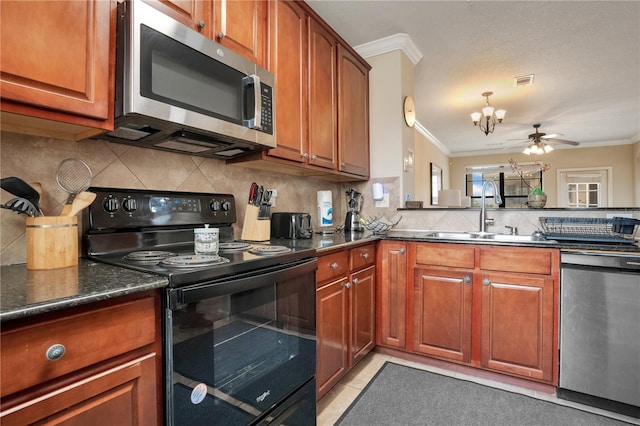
top-left (561, 252), bottom-right (640, 270)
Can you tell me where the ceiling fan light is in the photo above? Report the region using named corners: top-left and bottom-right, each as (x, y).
top-left (523, 146), bottom-right (531, 155)
top-left (544, 144), bottom-right (554, 153)
top-left (495, 109), bottom-right (506, 122)
top-left (470, 112), bottom-right (481, 125)
top-left (482, 106), bottom-right (494, 118)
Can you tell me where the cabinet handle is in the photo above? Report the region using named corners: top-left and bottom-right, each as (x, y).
top-left (198, 20), bottom-right (206, 30)
top-left (302, 153), bottom-right (309, 159)
top-left (46, 344), bottom-right (66, 361)
top-left (330, 262), bottom-right (339, 269)
top-left (483, 278), bottom-right (490, 286)
top-left (399, 248), bottom-right (405, 254)
top-left (361, 252), bottom-right (369, 259)
top-left (353, 278), bottom-right (359, 285)
top-left (311, 155), bottom-right (317, 160)
top-left (217, 31), bottom-right (225, 39)
top-left (464, 276), bottom-right (471, 283)
top-left (344, 282), bottom-right (351, 289)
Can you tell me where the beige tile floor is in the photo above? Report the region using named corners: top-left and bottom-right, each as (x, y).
top-left (317, 352), bottom-right (640, 426)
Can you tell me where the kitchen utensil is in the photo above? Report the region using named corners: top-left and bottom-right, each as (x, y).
top-left (258, 190), bottom-right (272, 219)
top-left (63, 191), bottom-right (97, 217)
top-left (56, 158), bottom-right (92, 216)
top-left (1, 177), bottom-right (43, 216)
top-left (1, 197), bottom-right (39, 217)
top-left (249, 182), bottom-right (258, 205)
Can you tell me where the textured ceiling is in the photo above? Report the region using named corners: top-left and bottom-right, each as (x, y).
top-left (307, 0), bottom-right (640, 156)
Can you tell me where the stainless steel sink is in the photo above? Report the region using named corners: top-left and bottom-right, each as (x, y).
top-left (423, 231), bottom-right (477, 239)
top-left (423, 231), bottom-right (554, 243)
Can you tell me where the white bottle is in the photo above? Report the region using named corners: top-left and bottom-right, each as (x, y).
top-left (317, 191), bottom-right (333, 227)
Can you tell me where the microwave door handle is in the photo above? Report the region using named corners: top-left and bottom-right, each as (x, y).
top-left (243, 74), bottom-right (262, 130)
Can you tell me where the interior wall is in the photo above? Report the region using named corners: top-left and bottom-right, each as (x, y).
top-left (414, 130), bottom-right (451, 207)
top-left (450, 144), bottom-right (637, 207)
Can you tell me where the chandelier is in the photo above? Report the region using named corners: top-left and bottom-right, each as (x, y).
top-left (470, 91), bottom-right (506, 136)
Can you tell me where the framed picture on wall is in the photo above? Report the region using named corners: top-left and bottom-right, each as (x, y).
top-left (431, 163), bottom-right (442, 205)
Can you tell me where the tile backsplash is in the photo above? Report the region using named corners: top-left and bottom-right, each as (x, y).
top-left (1, 131), bottom-right (397, 265)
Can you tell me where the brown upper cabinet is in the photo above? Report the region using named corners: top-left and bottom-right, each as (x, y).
top-left (229, 0), bottom-right (371, 181)
top-left (0, 0), bottom-right (114, 140)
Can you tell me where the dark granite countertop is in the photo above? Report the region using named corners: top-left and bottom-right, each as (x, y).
top-left (1, 259), bottom-right (168, 322)
top-left (3, 229), bottom-right (636, 322)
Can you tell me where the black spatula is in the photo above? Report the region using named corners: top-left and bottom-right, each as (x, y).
top-left (1, 177), bottom-right (42, 216)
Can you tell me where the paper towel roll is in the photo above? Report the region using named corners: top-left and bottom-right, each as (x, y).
top-left (317, 191), bottom-right (333, 227)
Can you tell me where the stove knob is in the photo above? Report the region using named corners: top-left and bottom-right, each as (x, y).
top-left (123, 198), bottom-right (137, 213)
top-left (221, 201), bottom-right (231, 211)
top-left (103, 197), bottom-right (120, 213)
top-left (210, 200), bottom-right (221, 211)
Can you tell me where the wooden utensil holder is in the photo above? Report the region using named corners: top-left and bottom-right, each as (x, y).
top-left (241, 204), bottom-right (270, 241)
top-left (26, 216), bottom-right (78, 270)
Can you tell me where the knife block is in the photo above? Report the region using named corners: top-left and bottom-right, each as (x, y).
top-left (241, 204), bottom-right (270, 242)
top-left (26, 216), bottom-right (78, 270)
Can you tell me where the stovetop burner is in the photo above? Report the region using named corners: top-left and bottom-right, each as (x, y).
top-left (160, 254), bottom-right (230, 268)
top-left (124, 250), bottom-right (177, 262)
top-left (219, 242), bottom-right (252, 252)
top-left (248, 245), bottom-right (292, 255)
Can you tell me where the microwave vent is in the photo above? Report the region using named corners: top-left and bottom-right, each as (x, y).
top-left (107, 125), bottom-right (160, 141)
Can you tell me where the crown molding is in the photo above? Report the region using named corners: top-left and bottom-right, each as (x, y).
top-left (354, 33), bottom-right (423, 65)
top-left (415, 121), bottom-right (451, 156)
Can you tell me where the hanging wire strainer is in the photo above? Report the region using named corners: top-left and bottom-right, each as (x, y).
top-left (56, 158), bottom-right (93, 203)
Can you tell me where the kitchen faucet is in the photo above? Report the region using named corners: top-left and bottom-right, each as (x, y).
top-left (479, 179), bottom-right (502, 233)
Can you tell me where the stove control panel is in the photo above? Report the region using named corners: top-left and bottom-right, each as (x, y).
top-left (86, 187), bottom-right (237, 230)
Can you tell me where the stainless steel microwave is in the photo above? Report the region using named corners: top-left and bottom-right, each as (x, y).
top-left (92, 0), bottom-right (275, 159)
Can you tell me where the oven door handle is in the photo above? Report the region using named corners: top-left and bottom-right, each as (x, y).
top-left (170, 258), bottom-right (317, 307)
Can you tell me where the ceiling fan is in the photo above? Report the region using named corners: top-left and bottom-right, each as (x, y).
top-left (510, 123), bottom-right (580, 155)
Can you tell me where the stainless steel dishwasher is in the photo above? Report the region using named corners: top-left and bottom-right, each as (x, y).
top-left (558, 251), bottom-right (640, 418)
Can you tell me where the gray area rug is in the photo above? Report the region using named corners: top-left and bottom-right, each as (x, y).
top-left (336, 362), bottom-right (632, 426)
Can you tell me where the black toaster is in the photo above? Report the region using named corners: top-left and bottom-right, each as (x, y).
top-left (270, 212), bottom-right (313, 239)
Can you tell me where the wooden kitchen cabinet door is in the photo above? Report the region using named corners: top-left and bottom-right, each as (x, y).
top-left (377, 241), bottom-right (408, 349)
top-left (480, 272), bottom-right (555, 382)
top-left (266, 0), bottom-right (308, 163)
top-left (213, 0), bottom-right (267, 68)
top-left (1, 354), bottom-right (157, 426)
top-left (350, 265), bottom-right (375, 366)
top-left (337, 45), bottom-right (370, 178)
top-left (308, 18), bottom-right (338, 170)
top-left (0, 0), bottom-right (113, 130)
top-left (316, 278), bottom-right (350, 399)
top-left (144, 0), bottom-right (210, 35)
top-left (413, 267), bottom-right (472, 363)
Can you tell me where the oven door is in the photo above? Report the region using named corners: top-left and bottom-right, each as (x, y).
top-left (165, 258), bottom-right (317, 426)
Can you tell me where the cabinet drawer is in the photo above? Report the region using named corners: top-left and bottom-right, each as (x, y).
top-left (350, 243), bottom-right (375, 270)
top-left (479, 246), bottom-right (553, 275)
top-left (415, 243), bottom-right (475, 269)
top-left (1, 297), bottom-right (156, 397)
top-left (317, 250), bottom-right (349, 285)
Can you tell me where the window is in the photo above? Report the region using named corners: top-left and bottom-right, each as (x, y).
top-left (567, 183), bottom-right (600, 207)
top-left (465, 164), bottom-right (543, 208)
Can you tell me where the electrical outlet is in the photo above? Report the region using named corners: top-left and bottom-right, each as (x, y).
top-left (375, 193), bottom-right (389, 208)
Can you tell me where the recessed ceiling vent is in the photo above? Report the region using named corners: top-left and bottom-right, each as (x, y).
top-left (514, 74), bottom-right (535, 86)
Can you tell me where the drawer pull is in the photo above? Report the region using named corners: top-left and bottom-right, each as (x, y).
top-left (399, 248), bottom-right (405, 254)
top-left (483, 278), bottom-right (490, 286)
top-left (330, 262), bottom-right (339, 269)
top-left (353, 278), bottom-right (359, 285)
top-left (46, 344), bottom-right (66, 361)
top-left (361, 252), bottom-right (369, 259)
top-left (344, 282), bottom-right (351, 289)
top-left (464, 276), bottom-right (471, 283)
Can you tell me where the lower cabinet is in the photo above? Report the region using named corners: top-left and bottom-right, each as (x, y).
top-left (378, 241), bottom-right (559, 385)
top-left (376, 241), bottom-right (408, 349)
top-left (0, 291), bottom-right (161, 425)
top-left (316, 243), bottom-right (375, 399)
top-left (413, 267), bottom-right (472, 363)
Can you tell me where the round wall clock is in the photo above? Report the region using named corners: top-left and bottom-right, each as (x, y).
top-left (403, 96), bottom-right (415, 127)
